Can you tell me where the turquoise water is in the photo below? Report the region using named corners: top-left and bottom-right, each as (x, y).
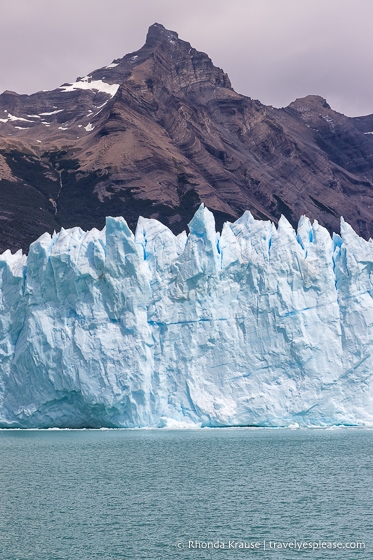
top-left (0, 428), bottom-right (372, 559)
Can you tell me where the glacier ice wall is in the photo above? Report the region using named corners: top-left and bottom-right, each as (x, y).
top-left (1, 205), bottom-right (373, 428)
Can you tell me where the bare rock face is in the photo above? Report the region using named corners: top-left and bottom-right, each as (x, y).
top-left (1, 23), bottom-right (373, 253)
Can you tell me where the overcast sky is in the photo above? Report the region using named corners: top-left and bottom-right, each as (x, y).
top-left (1, 0), bottom-right (372, 116)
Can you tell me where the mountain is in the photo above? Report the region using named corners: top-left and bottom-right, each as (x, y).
top-left (1, 206), bottom-right (373, 428)
top-left (1, 23), bottom-right (373, 253)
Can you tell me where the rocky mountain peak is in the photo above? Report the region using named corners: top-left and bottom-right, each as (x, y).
top-left (126, 23), bottom-right (233, 96)
top-left (0, 24), bottom-right (373, 254)
top-left (84, 23), bottom-right (232, 98)
top-left (288, 95), bottom-right (331, 113)
top-left (145, 22), bottom-right (180, 47)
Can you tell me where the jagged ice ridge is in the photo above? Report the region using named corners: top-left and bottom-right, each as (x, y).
top-left (0, 205), bottom-right (372, 428)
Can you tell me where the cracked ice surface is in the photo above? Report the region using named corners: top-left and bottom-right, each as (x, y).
top-left (0, 205), bottom-right (373, 428)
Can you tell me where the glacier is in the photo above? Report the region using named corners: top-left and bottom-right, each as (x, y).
top-left (0, 204), bottom-right (373, 428)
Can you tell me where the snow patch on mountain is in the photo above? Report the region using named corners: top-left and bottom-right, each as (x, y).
top-left (39, 110), bottom-right (63, 116)
top-left (58, 79), bottom-right (119, 97)
top-left (0, 112), bottom-right (33, 123)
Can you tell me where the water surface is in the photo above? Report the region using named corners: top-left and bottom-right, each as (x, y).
top-left (0, 428), bottom-right (371, 559)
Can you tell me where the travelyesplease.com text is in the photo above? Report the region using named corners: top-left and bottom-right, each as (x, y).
top-left (177, 539), bottom-right (366, 551)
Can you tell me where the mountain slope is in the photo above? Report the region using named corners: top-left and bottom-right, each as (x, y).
top-left (1, 23), bottom-right (373, 252)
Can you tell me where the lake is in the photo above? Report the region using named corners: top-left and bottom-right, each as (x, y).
top-left (0, 428), bottom-right (372, 559)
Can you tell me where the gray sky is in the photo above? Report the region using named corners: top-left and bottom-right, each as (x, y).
top-left (1, 0), bottom-right (372, 116)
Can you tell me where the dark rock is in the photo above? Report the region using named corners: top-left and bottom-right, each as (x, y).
top-left (1, 24), bottom-right (373, 253)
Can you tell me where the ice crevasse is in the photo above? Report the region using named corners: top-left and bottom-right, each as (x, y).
top-left (0, 204), bottom-right (372, 428)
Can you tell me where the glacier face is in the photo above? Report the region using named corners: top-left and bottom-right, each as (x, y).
top-left (0, 205), bottom-right (373, 428)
